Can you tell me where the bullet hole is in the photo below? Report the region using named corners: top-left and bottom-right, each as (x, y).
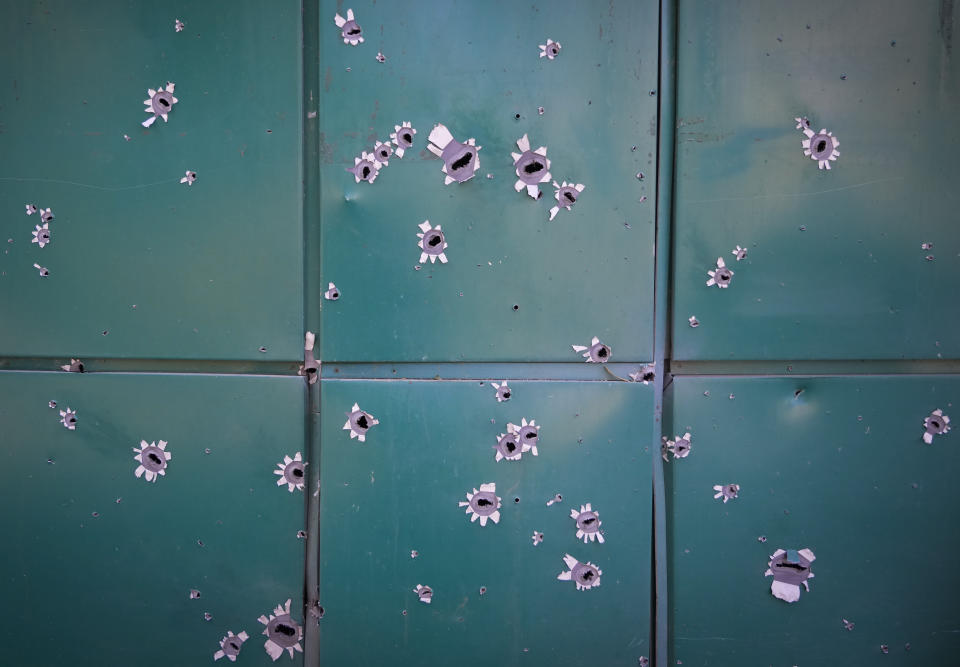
top-left (688, 316), bottom-right (700, 328)
top-left (758, 536), bottom-right (767, 542)
top-left (547, 493), bottom-right (563, 506)
top-left (880, 645), bottom-right (889, 654)
top-left (102, 330), bottom-right (109, 336)
top-left (451, 151), bottom-right (474, 171)
top-left (115, 497), bottom-right (122, 504)
top-left (401, 610), bottom-right (407, 616)
top-left (190, 589), bottom-right (201, 599)
top-left (515, 113), bottom-right (521, 120)
top-left (297, 530), bottom-right (307, 539)
top-left (514, 497), bottom-right (520, 503)
top-left (204, 613), bottom-right (213, 621)
top-left (538, 106), bottom-right (545, 115)
top-left (649, 90), bottom-right (656, 96)
top-left (197, 539), bottom-right (204, 547)
top-left (842, 618), bottom-right (855, 631)
top-left (204, 448), bottom-right (211, 454)
top-left (414, 584), bottom-right (433, 604)
top-left (479, 586), bottom-right (487, 595)
top-left (513, 304), bottom-right (519, 310)
top-left (840, 74), bottom-right (847, 80)
top-left (49, 400), bottom-right (56, 409)
top-left (91, 512), bottom-right (99, 518)
top-left (799, 225), bottom-right (806, 231)
top-left (410, 550), bottom-right (419, 558)
top-left (794, 389), bottom-right (804, 398)
top-left (47, 458), bottom-right (55, 464)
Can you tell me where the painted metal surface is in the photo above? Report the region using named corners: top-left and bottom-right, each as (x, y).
top-left (317, 379), bottom-right (653, 665)
top-left (0, 371), bottom-right (306, 666)
top-left (671, 0), bottom-right (960, 361)
top-left (664, 375), bottom-right (960, 665)
top-left (317, 0), bottom-right (658, 363)
top-left (0, 0), bottom-right (303, 362)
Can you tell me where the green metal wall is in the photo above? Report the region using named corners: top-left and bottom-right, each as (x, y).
top-left (1, 1), bottom-right (958, 666)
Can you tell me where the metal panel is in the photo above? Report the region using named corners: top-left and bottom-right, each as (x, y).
top-left (0, 0), bottom-right (303, 361)
top-left (317, 0), bottom-right (658, 362)
top-left (665, 375), bottom-right (960, 665)
top-left (317, 378), bottom-right (653, 665)
top-left (0, 371), bottom-right (306, 666)
top-left (671, 0), bottom-right (960, 361)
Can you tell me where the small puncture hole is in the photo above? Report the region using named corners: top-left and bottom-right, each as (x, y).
top-left (513, 304), bottom-right (519, 311)
top-left (515, 113), bottom-right (521, 119)
top-left (451, 152), bottom-right (473, 171)
top-left (479, 586), bottom-right (487, 594)
top-left (476, 498), bottom-right (493, 507)
top-left (356, 415), bottom-right (369, 429)
top-left (275, 623), bottom-right (296, 637)
top-left (514, 497), bottom-right (520, 503)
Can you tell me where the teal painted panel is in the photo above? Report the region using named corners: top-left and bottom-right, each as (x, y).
top-left (318, 379), bottom-right (653, 665)
top-left (317, 0), bottom-right (658, 362)
top-left (0, 371), bottom-right (306, 666)
top-left (665, 375), bottom-right (960, 665)
top-left (671, 0), bottom-right (960, 360)
top-left (0, 1), bottom-right (303, 361)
